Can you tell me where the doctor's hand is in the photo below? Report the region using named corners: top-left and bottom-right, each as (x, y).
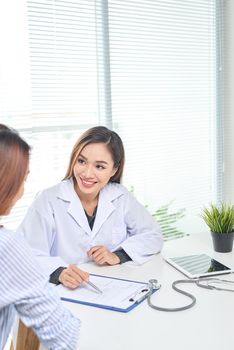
top-left (58, 264), bottom-right (89, 289)
top-left (87, 245), bottom-right (120, 266)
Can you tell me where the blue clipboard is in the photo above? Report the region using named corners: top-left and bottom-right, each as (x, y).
top-left (56, 273), bottom-right (158, 313)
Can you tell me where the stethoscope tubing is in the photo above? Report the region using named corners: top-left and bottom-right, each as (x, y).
top-left (195, 277), bottom-right (234, 292)
top-left (147, 277), bottom-right (234, 312)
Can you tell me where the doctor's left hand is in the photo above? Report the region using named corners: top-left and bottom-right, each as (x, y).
top-left (87, 245), bottom-right (120, 265)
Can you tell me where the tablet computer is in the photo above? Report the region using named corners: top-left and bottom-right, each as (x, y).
top-left (164, 253), bottom-right (234, 279)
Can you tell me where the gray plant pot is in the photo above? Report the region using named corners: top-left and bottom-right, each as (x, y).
top-left (211, 231), bottom-right (234, 253)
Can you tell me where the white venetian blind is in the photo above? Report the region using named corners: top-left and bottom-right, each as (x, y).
top-left (0, 0), bottom-right (223, 240)
top-left (0, 0), bottom-right (100, 227)
top-left (107, 0), bottom-right (222, 238)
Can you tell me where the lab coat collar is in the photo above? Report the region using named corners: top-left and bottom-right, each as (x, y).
top-left (57, 179), bottom-right (124, 238)
top-left (57, 179), bottom-right (91, 235)
top-left (92, 183), bottom-right (124, 238)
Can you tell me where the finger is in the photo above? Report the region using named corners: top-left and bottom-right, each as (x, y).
top-left (69, 265), bottom-right (89, 281)
top-left (90, 250), bottom-right (102, 259)
top-left (66, 272), bottom-right (83, 284)
top-left (77, 269), bottom-right (89, 281)
top-left (64, 269), bottom-right (84, 284)
top-left (90, 247), bottom-right (107, 259)
top-left (94, 252), bottom-right (120, 266)
top-left (63, 280), bottom-right (79, 289)
top-left (92, 251), bottom-right (108, 263)
top-left (95, 256), bottom-right (108, 265)
top-left (91, 251), bottom-right (106, 262)
top-left (60, 274), bottom-right (80, 288)
top-left (87, 246), bottom-right (103, 256)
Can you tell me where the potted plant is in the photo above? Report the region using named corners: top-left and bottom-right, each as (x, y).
top-left (201, 203), bottom-right (234, 253)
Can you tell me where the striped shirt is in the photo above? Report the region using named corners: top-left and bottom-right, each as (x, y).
top-left (0, 227), bottom-right (80, 350)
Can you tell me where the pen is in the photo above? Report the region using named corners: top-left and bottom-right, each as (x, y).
top-left (129, 289), bottom-right (150, 304)
top-left (86, 280), bottom-right (103, 294)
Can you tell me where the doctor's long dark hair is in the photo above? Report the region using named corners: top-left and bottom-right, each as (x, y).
top-left (0, 124), bottom-right (30, 215)
top-left (64, 126), bottom-right (125, 183)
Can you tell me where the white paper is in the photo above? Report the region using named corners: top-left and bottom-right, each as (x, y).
top-left (56, 275), bottom-right (149, 310)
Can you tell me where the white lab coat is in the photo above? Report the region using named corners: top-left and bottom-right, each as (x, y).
top-left (18, 178), bottom-right (163, 275)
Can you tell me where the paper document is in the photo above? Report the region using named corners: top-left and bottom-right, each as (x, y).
top-left (56, 274), bottom-right (155, 312)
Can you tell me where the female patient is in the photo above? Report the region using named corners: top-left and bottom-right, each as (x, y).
top-left (0, 124), bottom-right (80, 350)
top-left (19, 126), bottom-right (163, 289)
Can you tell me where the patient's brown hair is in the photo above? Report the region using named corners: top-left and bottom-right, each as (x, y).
top-left (0, 124), bottom-right (30, 215)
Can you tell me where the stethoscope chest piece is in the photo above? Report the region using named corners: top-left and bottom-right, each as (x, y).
top-left (148, 279), bottom-right (161, 291)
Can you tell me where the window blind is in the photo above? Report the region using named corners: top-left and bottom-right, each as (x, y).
top-left (0, 0), bottom-right (223, 240)
top-left (0, 0), bottom-right (100, 227)
top-left (108, 0), bottom-right (222, 239)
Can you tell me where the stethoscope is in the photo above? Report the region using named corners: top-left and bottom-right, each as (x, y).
top-left (195, 277), bottom-right (234, 292)
top-left (146, 277), bottom-right (234, 312)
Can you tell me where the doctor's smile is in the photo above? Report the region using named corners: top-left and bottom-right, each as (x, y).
top-left (74, 142), bottom-right (117, 198)
top-left (80, 178), bottom-right (97, 188)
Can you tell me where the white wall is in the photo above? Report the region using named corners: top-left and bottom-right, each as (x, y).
top-left (224, 0), bottom-right (234, 201)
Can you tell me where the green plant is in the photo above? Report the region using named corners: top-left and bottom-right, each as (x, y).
top-left (152, 201), bottom-right (186, 241)
top-left (201, 203), bottom-right (234, 233)
top-left (129, 187), bottom-right (186, 241)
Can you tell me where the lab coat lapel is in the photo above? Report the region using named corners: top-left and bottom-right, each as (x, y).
top-left (57, 180), bottom-right (124, 238)
top-left (91, 184), bottom-right (123, 238)
top-left (67, 196), bottom-right (92, 236)
top-left (58, 179), bottom-right (92, 236)
top-left (91, 193), bottom-right (115, 238)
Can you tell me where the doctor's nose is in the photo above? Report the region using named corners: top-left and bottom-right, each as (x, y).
top-left (83, 165), bottom-right (94, 178)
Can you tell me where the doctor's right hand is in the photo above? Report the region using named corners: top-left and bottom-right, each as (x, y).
top-left (58, 264), bottom-right (89, 289)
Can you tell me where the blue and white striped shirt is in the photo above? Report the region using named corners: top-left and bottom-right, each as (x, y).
top-left (0, 227), bottom-right (80, 350)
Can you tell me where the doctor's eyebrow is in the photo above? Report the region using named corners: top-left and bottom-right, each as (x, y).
top-left (78, 154), bottom-right (109, 165)
top-left (95, 160), bottom-right (109, 165)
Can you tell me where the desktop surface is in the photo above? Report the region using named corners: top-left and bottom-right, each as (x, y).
top-left (62, 232), bottom-right (234, 350)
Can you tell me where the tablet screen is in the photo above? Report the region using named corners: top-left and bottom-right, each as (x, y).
top-left (166, 254), bottom-right (231, 278)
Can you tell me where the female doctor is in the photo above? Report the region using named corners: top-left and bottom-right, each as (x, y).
top-left (19, 126), bottom-right (163, 289)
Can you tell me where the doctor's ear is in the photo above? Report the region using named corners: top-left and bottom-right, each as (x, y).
top-left (111, 166), bottom-right (118, 177)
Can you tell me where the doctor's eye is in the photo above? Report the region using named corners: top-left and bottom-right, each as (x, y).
top-left (77, 158), bottom-right (85, 165)
top-left (96, 164), bottom-right (105, 170)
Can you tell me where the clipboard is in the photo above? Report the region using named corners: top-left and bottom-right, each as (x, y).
top-left (56, 274), bottom-right (158, 313)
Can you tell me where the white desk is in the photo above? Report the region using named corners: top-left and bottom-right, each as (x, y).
top-left (63, 232), bottom-right (234, 350)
